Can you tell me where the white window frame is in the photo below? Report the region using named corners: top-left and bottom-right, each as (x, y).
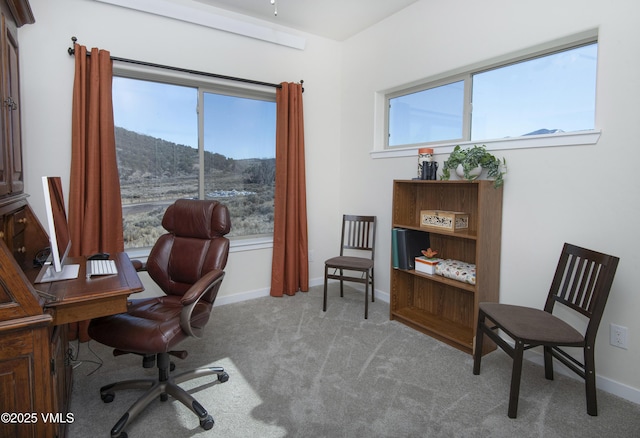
top-left (113, 62), bottom-right (276, 255)
top-left (372, 29), bottom-right (601, 159)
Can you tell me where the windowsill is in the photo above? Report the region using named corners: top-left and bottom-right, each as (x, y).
top-left (370, 130), bottom-right (601, 159)
top-left (125, 235), bottom-right (274, 261)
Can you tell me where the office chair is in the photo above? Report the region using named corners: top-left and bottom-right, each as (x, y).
top-left (88, 199), bottom-right (231, 438)
top-left (473, 243), bottom-right (619, 418)
top-left (323, 215), bottom-right (376, 318)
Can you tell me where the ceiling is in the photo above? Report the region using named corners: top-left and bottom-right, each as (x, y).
top-left (194, 0), bottom-right (420, 41)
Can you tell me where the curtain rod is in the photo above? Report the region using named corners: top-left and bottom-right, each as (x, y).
top-left (67, 37), bottom-right (304, 91)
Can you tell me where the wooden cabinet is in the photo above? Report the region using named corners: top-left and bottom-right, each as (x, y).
top-left (390, 180), bottom-right (503, 355)
top-left (0, 0), bottom-right (32, 198)
top-left (0, 199), bottom-right (72, 438)
top-left (0, 3), bottom-right (70, 437)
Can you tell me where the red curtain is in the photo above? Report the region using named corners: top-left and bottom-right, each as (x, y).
top-left (270, 82), bottom-right (309, 296)
top-left (68, 44), bottom-right (124, 341)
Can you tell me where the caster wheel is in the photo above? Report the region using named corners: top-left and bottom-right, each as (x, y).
top-left (170, 361), bottom-right (176, 372)
top-left (200, 415), bottom-right (214, 430)
top-left (218, 372), bottom-right (229, 383)
top-left (115, 433), bottom-right (127, 438)
top-left (101, 392), bottom-right (115, 403)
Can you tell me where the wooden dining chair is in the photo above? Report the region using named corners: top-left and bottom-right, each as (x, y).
top-left (473, 243), bottom-right (619, 418)
top-left (323, 215), bottom-right (376, 318)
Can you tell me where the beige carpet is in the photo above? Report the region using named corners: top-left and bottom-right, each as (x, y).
top-left (67, 284), bottom-right (640, 437)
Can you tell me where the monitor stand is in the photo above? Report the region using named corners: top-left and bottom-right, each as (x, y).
top-left (34, 263), bottom-right (80, 283)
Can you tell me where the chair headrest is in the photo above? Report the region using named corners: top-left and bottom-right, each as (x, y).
top-left (162, 199), bottom-right (231, 239)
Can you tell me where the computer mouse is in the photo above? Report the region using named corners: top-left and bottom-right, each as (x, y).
top-left (88, 252), bottom-right (110, 260)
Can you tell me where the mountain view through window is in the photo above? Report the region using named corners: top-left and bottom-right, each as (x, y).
top-left (113, 77), bottom-right (276, 249)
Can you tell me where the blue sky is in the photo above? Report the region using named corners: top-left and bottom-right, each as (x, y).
top-left (112, 77), bottom-right (276, 160)
top-left (389, 42), bottom-right (597, 145)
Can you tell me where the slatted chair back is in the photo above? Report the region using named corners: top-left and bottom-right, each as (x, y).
top-left (340, 215), bottom-right (376, 260)
top-left (544, 243), bottom-right (620, 343)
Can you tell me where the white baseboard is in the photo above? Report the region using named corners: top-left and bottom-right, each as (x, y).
top-left (215, 277), bottom-right (389, 306)
top-left (525, 350), bottom-right (640, 406)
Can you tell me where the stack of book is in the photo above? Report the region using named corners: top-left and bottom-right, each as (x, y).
top-left (391, 228), bottom-right (430, 270)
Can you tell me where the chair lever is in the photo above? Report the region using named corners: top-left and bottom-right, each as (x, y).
top-left (169, 350), bottom-right (188, 360)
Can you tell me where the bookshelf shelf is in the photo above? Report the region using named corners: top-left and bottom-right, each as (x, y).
top-left (390, 180), bottom-right (503, 355)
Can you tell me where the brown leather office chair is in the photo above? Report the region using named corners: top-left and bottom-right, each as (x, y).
top-left (88, 199), bottom-right (231, 438)
top-left (473, 243), bottom-right (619, 418)
top-left (323, 215), bottom-right (376, 318)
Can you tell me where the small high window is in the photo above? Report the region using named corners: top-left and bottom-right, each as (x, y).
top-left (387, 40), bottom-right (598, 148)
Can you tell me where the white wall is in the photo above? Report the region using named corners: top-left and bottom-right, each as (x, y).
top-left (17, 0), bottom-right (640, 403)
top-left (341, 0), bottom-right (640, 401)
top-left (18, 0), bottom-right (342, 301)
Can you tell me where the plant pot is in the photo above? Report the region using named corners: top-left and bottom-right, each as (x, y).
top-left (456, 164), bottom-right (482, 180)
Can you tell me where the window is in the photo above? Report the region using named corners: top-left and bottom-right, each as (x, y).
top-left (388, 81), bottom-right (464, 146)
top-left (112, 76), bottom-right (276, 250)
top-left (387, 39), bottom-right (598, 148)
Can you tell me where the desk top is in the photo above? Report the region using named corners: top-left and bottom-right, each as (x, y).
top-left (32, 252), bottom-right (144, 325)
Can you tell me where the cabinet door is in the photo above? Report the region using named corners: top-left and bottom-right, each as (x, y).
top-left (0, 14), bottom-right (7, 197)
top-left (0, 12), bottom-right (22, 197)
top-left (3, 13), bottom-right (21, 194)
top-left (0, 332), bottom-right (35, 438)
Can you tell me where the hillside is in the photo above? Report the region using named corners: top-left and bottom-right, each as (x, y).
top-left (115, 127), bottom-right (275, 245)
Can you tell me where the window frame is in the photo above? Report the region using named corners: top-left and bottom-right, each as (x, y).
top-left (112, 62), bottom-right (277, 254)
top-left (377, 30), bottom-right (600, 158)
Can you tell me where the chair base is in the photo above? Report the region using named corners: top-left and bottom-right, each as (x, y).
top-left (100, 355), bottom-right (229, 438)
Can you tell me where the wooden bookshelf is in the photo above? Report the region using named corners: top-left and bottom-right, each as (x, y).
top-left (390, 180), bottom-right (503, 355)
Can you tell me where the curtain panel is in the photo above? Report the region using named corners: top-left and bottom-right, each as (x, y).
top-left (68, 44), bottom-right (124, 341)
top-left (270, 82), bottom-right (309, 297)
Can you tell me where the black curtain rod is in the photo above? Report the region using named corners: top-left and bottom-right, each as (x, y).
top-left (67, 37), bottom-right (304, 91)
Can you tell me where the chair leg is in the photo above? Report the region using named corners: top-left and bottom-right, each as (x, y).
top-left (472, 312), bottom-right (485, 375)
top-left (323, 266), bottom-right (329, 312)
top-left (543, 346), bottom-right (554, 381)
top-left (364, 273), bottom-right (369, 319)
top-left (370, 268), bottom-right (375, 302)
top-left (339, 269), bottom-right (344, 297)
top-left (508, 341), bottom-right (525, 419)
top-left (584, 345), bottom-right (598, 416)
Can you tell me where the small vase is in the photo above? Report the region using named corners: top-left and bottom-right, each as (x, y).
top-left (456, 164), bottom-right (482, 180)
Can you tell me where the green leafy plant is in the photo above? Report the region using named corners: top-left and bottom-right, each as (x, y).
top-left (441, 145), bottom-right (506, 188)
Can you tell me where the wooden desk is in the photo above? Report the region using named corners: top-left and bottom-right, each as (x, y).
top-left (0, 235), bottom-right (143, 438)
top-left (38, 252), bottom-right (144, 325)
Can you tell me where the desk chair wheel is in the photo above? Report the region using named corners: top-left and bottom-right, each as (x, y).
top-left (200, 414), bottom-right (214, 430)
top-left (101, 392), bottom-right (115, 403)
top-left (218, 371), bottom-right (229, 383)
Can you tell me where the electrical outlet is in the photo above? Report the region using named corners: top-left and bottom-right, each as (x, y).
top-left (610, 323), bottom-right (628, 349)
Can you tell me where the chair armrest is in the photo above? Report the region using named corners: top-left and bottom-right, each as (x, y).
top-left (180, 269), bottom-right (225, 305)
top-left (180, 269), bottom-right (225, 338)
top-left (131, 259), bottom-right (146, 271)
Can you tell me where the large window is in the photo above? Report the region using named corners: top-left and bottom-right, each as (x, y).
top-left (387, 40), bottom-right (598, 148)
top-left (112, 76), bottom-right (276, 249)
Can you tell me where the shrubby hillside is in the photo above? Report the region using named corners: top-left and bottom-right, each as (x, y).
top-left (115, 127), bottom-right (275, 246)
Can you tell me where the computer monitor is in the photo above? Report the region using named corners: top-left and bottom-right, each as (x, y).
top-left (34, 176), bottom-right (80, 283)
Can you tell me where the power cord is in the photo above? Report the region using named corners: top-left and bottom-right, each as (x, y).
top-left (67, 339), bottom-right (104, 375)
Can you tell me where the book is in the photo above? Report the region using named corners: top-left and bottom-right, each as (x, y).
top-left (395, 228), bottom-right (430, 270)
top-left (391, 228), bottom-right (399, 269)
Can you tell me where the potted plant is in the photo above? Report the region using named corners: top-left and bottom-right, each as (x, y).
top-left (441, 145), bottom-right (506, 188)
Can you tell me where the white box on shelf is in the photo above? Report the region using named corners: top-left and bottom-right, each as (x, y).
top-left (414, 256), bottom-right (440, 274)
